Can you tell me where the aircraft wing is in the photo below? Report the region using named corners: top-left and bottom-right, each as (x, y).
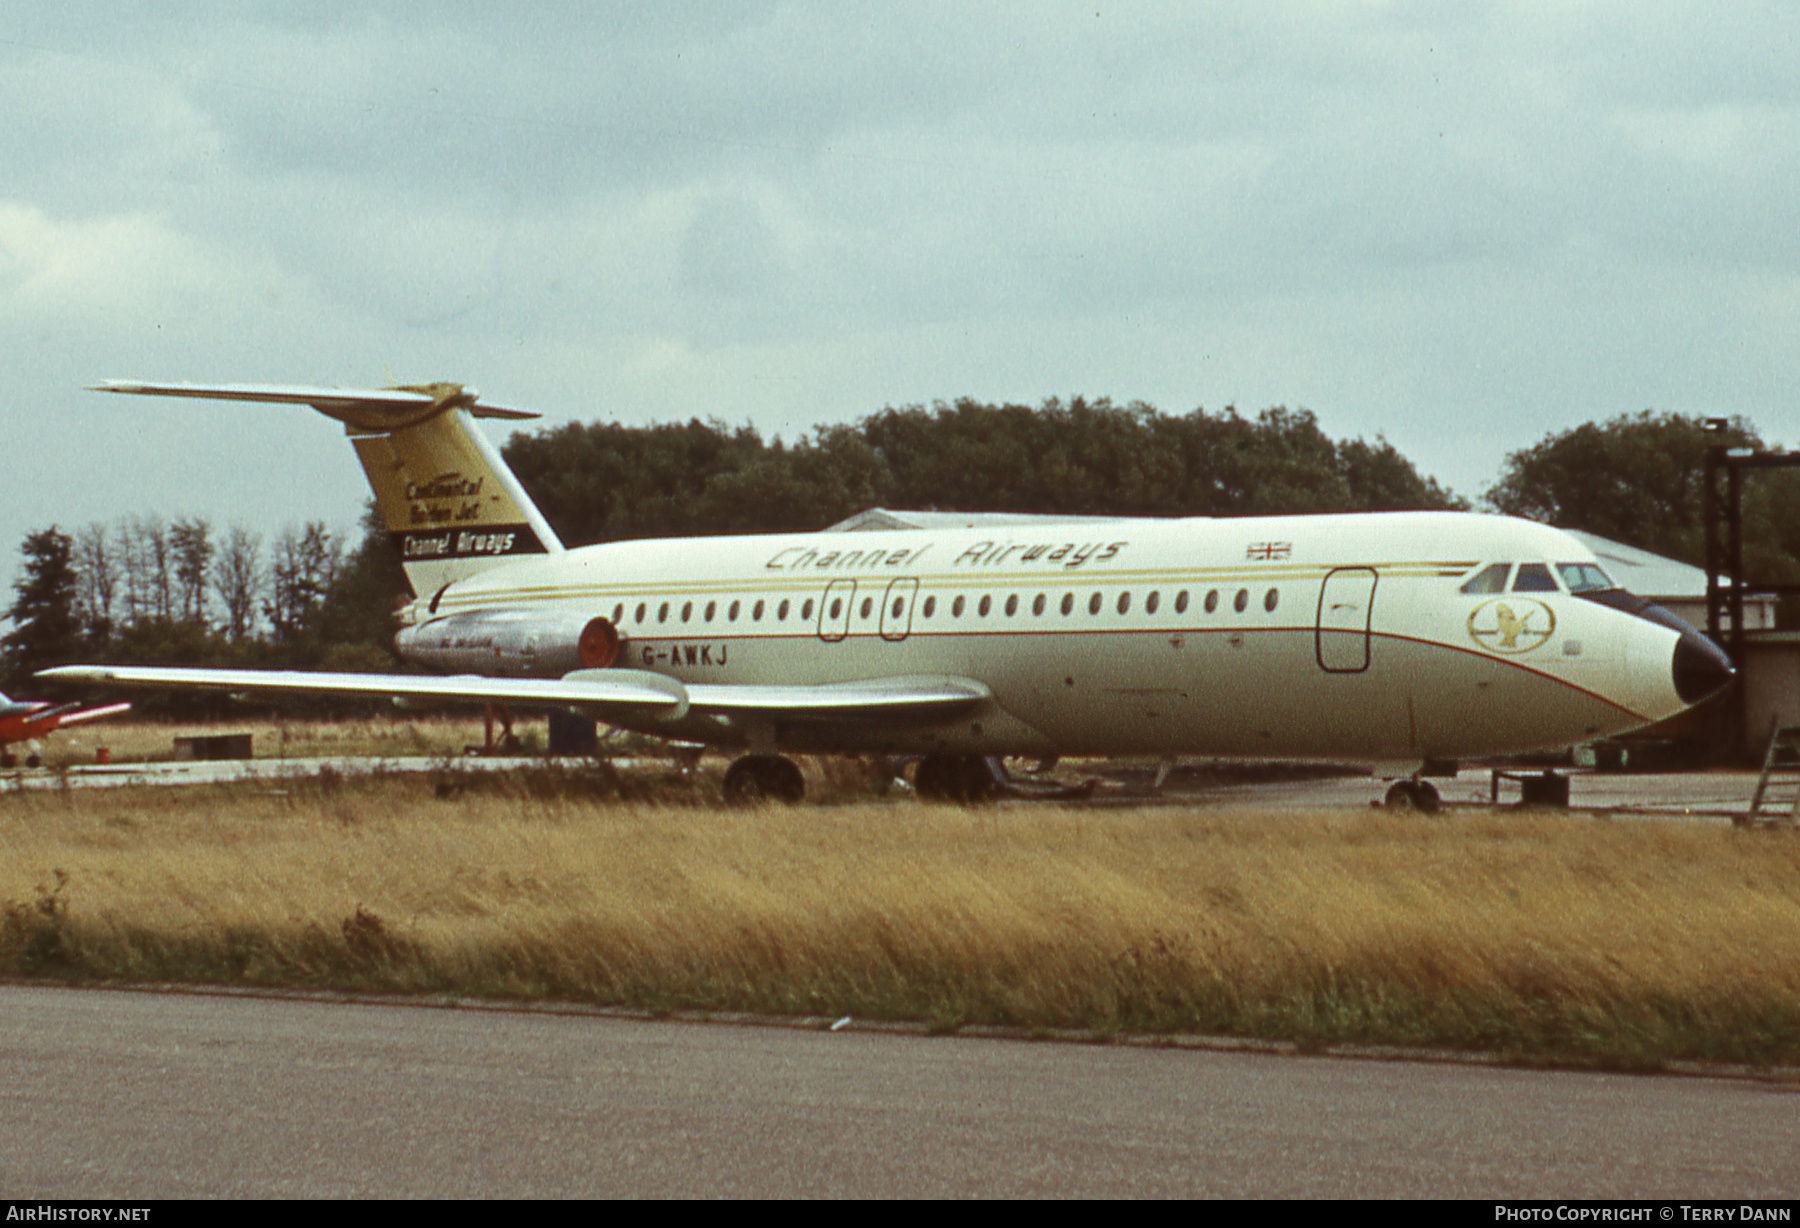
top-left (38, 665), bottom-right (692, 721)
top-left (35, 666), bottom-right (989, 726)
top-left (24, 701), bottom-right (132, 736)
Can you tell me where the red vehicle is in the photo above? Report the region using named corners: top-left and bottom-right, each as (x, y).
top-left (0, 692), bottom-right (130, 767)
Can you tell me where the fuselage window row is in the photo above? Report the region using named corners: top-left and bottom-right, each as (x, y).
top-left (610, 584), bottom-right (1282, 636)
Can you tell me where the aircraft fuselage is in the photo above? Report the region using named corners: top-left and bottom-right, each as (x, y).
top-left (395, 510), bottom-right (1717, 764)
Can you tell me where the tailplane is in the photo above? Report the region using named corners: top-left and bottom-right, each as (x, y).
top-left (93, 380), bottom-right (565, 595)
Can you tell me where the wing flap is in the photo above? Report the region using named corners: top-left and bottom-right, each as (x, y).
top-left (37, 665), bottom-right (690, 720)
top-left (682, 674), bottom-right (990, 720)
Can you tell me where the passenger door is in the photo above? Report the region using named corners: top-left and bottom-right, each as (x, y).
top-left (1316, 567), bottom-right (1377, 673)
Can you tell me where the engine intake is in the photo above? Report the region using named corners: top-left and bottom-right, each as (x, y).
top-left (396, 610), bottom-right (622, 677)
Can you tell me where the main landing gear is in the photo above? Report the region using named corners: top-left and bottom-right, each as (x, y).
top-left (1383, 779), bottom-right (1442, 813)
top-left (912, 754), bottom-right (1001, 804)
top-left (723, 754), bottom-right (806, 806)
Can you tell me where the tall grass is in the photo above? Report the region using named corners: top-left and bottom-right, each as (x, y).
top-left (4, 771), bottom-right (1799, 1068)
top-left (35, 715), bottom-right (500, 766)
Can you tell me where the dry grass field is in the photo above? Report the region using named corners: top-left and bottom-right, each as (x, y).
top-left (36, 716), bottom-right (499, 766)
top-left (4, 766), bottom-right (1799, 1069)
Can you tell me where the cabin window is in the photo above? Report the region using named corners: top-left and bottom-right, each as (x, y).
top-left (635, 602), bottom-right (647, 624)
top-left (1264, 588), bottom-right (1279, 612)
top-left (860, 597), bottom-right (873, 619)
top-left (1557, 563), bottom-right (1613, 593)
top-left (1175, 590), bottom-right (1189, 614)
top-left (704, 601), bottom-right (716, 622)
top-left (778, 599), bottom-right (790, 620)
top-left (830, 598), bottom-right (843, 619)
top-left (1060, 593), bottom-right (1074, 615)
top-left (1005, 594), bottom-right (1019, 616)
top-left (802, 599), bottom-right (814, 620)
top-left (1089, 592), bottom-right (1102, 615)
top-left (1234, 589), bottom-right (1249, 613)
top-left (979, 595), bottom-right (992, 617)
top-left (953, 595), bottom-right (965, 617)
top-left (892, 597), bottom-right (905, 619)
top-left (923, 596), bottom-right (937, 618)
top-left (1117, 592), bottom-right (1132, 615)
top-left (612, 603), bottom-right (623, 624)
top-left (1145, 591), bottom-right (1160, 615)
top-left (681, 601), bottom-right (693, 622)
top-left (1033, 594), bottom-right (1046, 616)
top-left (1512, 563), bottom-right (1558, 593)
top-left (658, 602), bottom-right (670, 623)
top-left (728, 601), bottom-right (740, 621)
top-left (753, 600), bottom-right (765, 621)
top-left (1460, 564), bottom-right (1510, 594)
top-left (1204, 589), bottom-right (1219, 613)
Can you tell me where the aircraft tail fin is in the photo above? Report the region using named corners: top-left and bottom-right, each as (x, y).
top-left (93, 381), bottom-right (565, 596)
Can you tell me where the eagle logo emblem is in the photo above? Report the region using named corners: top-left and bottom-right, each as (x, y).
top-left (1467, 598), bottom-right (1555, 654)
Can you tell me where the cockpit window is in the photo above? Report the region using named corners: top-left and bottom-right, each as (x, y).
top-left (1556, 562), bottom-right (1614, 593)
top-left (1459, 563), bottom-right (1511, 594)
top-left (1512, 563), bottom-right (1559, 592)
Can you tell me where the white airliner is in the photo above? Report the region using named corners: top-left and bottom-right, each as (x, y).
top-left (40, 380), bottom-right (1734, 807)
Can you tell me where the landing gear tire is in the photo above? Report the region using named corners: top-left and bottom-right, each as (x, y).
top-left (722, 754), bottom-right (806, 806)
top-left (1384, 779), bottom-right (1441, 814)
top-left (0, 752), bottom-right (15, 768)
top-left (913, 755), bottom-right (997, 805)
top-left (24, 753), bottom-right (40, 769)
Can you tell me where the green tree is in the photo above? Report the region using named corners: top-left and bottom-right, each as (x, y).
top-left (503, 397), bottom-right (1463, 545)
top-left (1484, 412), bottom-right (1800, 585)
top-left (3, 527), bottom-right (82, 687)
top-left (314, 502), bottom-right (407, 660)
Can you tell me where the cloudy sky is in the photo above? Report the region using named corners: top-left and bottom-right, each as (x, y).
top-left (4, 2), bottom-right (1798, 586)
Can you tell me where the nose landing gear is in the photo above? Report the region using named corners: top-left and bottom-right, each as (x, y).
top-left (1383, 778), bottom-right (1441, 813)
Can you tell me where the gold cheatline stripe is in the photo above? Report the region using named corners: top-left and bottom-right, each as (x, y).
top-left (432, 561), bottom-right (1483, 608)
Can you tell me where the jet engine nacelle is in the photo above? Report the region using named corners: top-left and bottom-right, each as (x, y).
top-left (395, 610), bottom-right (621, 678)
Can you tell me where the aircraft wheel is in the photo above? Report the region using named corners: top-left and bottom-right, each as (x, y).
top-left (0, 752), bottom-right (15, 769)
top-left (914, 755), bottom-right (997, 805)
top-left (958, 756), bottom-right (999, 804)
top-left (723, 754), bottom-right (806, 806)
top-left (25, 753), bottom-right (41, 769)
top-left (912, 755), bottom-right (957, 802)
top-left (1383, 780), bottom-right (1441, 814)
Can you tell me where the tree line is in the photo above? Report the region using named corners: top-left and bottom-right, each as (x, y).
top-left (2, 510), bottom-right (403, 698)
top-left (503, 397), bottom-right (1463, 545)
top-left (7, 397), bottom-right (1796, 694)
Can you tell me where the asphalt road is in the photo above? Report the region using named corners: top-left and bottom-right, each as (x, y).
top-left (0, 985), bottom-right (1794, 1198)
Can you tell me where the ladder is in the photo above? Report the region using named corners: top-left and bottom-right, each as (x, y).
top-left (1744, 725), bottom-right (1800, 826)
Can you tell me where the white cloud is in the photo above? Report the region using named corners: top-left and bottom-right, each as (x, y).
top-left (6, 1), bottom-right (1800, 590)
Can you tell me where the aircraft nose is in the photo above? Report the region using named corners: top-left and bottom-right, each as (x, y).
top-left (1672, 630), bottom-right (1734, 705)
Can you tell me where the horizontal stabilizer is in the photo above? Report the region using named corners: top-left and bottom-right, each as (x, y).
top-left (92, 380), bottom-right (539, 432)
top-left (93, 377), bottom-right (564, 594)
